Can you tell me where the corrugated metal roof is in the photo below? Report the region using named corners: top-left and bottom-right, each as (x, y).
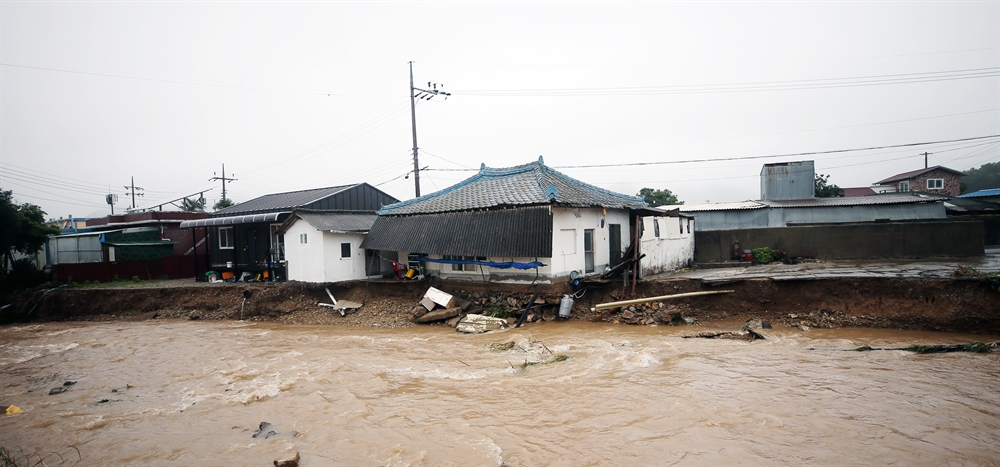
top-left (661, 201), bottom-right (766, 212)
top-left (379, 157), bottom-right (647, 215)
top-left (292, 212), bottom-right (378, 233)
top-left (761, 193), bottom-right (942, 208)
top-left (875, 166), bottom-right (964, 184)
top-left (957, 188), bottom-right (1000, 198)
top-left (213, 185), bottom-right (357, 216)
top-left (361, 206), bottom-right (553, 257)
top-left (179, 212), bottom-right (286, 228)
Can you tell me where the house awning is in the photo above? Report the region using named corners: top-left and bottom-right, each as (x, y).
top-left (179, 212), bottom-right (287, 228)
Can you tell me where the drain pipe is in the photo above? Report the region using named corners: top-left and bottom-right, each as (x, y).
top-left (240, 289), bottom-right (252, 321)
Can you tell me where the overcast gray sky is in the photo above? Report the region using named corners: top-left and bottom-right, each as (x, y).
top-left (2, 1), bottom-right (998, 220)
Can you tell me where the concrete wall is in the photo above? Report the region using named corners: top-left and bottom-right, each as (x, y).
top-left (639, 216), bottom-right (695, 276)
top-left (695, 220), bottom-right (984, 262)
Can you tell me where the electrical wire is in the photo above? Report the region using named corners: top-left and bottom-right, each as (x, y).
top-left (452, 67), bottom-right (1000, 97)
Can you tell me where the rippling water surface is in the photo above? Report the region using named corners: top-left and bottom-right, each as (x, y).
top-left (1, 321), bottom-right (997, 466)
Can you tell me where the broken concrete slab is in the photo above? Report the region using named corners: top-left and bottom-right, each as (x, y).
top-left (456, 314), bottom-right (509, 334)
top-left (414, 307), bottom-right (462, 323)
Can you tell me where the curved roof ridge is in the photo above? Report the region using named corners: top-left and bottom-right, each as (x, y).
top-left (379, 156), bottom-right (646, 215)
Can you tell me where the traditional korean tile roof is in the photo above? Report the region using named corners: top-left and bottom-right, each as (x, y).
top-left (875, 166), bottom-right (964, 185)
top-left (378, 157), bottom-right (647, 215)
top-left (213, 185), bottom-right (357, 216)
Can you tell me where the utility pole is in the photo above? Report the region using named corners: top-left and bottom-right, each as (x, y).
top-left (209, 164), bottom-right (237, 201)
top-left (920, 152), bottom-right (932, 168)
top-left (409, 61), bottom-right (450, 198)
top-left (124, 176), bottom-right (144, 210)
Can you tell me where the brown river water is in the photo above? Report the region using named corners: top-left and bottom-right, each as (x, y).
top-left (1, 321), bottom-right (997, 467)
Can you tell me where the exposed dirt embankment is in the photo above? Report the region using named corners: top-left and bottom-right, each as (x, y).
top-left (7, 277), bottom-right (1000, 334)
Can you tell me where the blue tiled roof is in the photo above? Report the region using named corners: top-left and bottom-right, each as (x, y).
top-left (379, 157), bottom-right (648, 215)
top-left (957, 188), bottom-right (1000, 199)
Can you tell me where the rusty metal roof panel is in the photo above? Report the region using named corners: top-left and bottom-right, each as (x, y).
top-left (361, 206), bottom-right (553, 258)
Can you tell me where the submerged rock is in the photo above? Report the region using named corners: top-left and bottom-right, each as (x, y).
top-left (274, 452), bottom-right (300, 467)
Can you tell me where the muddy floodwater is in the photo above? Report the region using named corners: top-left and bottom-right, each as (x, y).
top-left (1, 321), bottom-right (997, 466)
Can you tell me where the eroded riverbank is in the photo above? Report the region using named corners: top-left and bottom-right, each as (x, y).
top-left (6, 275), bottom-right (999, 334)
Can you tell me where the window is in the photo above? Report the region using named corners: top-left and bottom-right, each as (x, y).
top-left (687, 219), bottom-right (691, 234)
top-left (341, 242), bottom-right (351, 258)
top-left (219, 227), bottom-right (234, 249)
top-left (445, 255), bottom-right (484, 272)
top-left (927, 179), bottom-right (944, 190)
top-left (899, 181), bottom-right (910, 192)
top-left (653, 219), bottom-right (660, 238)
top-left (299, 233), bottom-right (307, 244)
top-left (678, 218), bottom-right (683, 234)
top-left (584, 229), bottom-right (595, 273)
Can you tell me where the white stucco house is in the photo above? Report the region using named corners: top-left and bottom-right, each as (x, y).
top-left (280, 210), bottom-right (397, 283)
top-left (360, 157), bottom-right (663, 283)
top-left (638, 212), bottom-right (695, 276)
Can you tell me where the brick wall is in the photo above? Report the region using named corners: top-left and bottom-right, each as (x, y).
top-left (906, 169), bottom-right (963, 196)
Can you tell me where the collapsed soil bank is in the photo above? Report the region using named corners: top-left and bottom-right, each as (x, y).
top-left (9, 276), bottom-right (999, 334)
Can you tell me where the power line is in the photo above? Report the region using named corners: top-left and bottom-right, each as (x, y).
top-left (423, 135), bottom-right (1000, 172)
top-left (452, 67), bottom-right (1000, 97)
top-left (0, 62), bottom-right (334, 96)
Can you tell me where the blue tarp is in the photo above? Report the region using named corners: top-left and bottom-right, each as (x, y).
top-left (417, 257), bottom-right (545, 270)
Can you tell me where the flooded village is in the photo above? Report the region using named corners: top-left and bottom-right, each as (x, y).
top-left (3, 3), bottom-right (1000, 466)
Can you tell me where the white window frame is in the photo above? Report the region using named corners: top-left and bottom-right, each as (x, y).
top-left (444, 255), bottom-right (484, 272)
top-left (926, 179), bottom-right (944, 190)
top-left (219, 227), bottom-right (234, 249)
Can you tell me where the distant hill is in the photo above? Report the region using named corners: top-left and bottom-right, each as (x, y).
top-left (963, 161), bottom-right (1000, 194)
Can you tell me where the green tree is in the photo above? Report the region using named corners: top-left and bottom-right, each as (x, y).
top-left (961, 161), bottom-right (1000, 194)
top-left (1, 189), bottom-right (60, 272)
top-left (636, 188), bottom-right (683, 207)
top-left (213, 198), bottom-right (235, 211)
top-left (182, 196), bottom-right (206, 212)
top-left (814, 174), bottom-right (844, 198)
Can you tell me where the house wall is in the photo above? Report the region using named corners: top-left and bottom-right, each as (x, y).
top-left (694, 219), bottom-right (984, 262)
top-left (322, 232), bottom-right (368, 282)
top-left (639, 216), bottom-right (695, 276)
top-left (551, 206), bottom-right (630, 277)
top-left (409, 206), bottom-right (632, 282)
top-left (283, 222), bottom-right (326, 282)
top-left (903, 169), bottom-right (963, 196)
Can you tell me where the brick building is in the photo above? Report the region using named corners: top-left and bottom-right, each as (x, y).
top-left (872, 166), bottom-right (965, 197)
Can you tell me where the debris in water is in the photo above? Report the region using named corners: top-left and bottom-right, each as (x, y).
top-left (682, 329), bottom-right (766, 341)
top-left (519, 354), bottom-right (570, 370)
top-left (848, 342), bottom-right (996, 353)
